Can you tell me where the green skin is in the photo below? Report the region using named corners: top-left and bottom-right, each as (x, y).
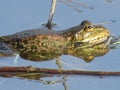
top-left (0, 20), bottom-right (110, 61)
top-left (1, 20), bottom-right (110, 49)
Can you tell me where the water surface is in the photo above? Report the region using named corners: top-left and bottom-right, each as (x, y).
top-left (0, 0), bottom-right (120, 90)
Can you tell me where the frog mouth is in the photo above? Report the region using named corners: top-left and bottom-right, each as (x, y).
top-left (74, 35), bottom-right (109, 48)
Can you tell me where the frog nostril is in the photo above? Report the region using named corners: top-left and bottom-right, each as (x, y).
top-left (98, 37), bottom-right (100, 40)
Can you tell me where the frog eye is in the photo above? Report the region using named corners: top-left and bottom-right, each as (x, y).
top-left (85, 25), bottom-right (93, 32)
top-left (88, 25), bottom-right (93, 29)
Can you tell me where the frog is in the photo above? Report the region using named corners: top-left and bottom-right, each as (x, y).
top-left (0, 20), bottom-right (110, 61)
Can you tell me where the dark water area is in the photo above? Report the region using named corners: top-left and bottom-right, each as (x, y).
top-left (0, 0), bottom-right (120, 90)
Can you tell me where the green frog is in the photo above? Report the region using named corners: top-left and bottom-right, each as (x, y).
top-left (0, 20), bottom-right (110, 61)
top-left (0, 20), bottom-right (110, 49)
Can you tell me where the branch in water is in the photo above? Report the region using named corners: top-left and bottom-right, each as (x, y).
top-left (0, 66), bottom-right (120, 76)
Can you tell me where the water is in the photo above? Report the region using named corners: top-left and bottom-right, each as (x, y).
top-left (0, 0), bottom-right (120, 90)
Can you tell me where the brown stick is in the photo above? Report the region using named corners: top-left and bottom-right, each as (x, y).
top-left (0, 66), bottom-right (120, 76)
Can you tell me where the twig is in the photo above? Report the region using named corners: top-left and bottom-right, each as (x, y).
top-left (0, 66), bottom-right (120, 76)
top-left (46, 0), bottom-right (57, 29)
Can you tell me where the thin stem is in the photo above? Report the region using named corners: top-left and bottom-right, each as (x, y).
top-left (46, 0), bottom-right (57, 29)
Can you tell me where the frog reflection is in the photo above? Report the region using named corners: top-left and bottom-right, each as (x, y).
top-left (19, 42), bottom-right (109, 62)
top-left (66, 43), bottom-right (109, 62)
top-left (20, 49), bottom-right (63, 61)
